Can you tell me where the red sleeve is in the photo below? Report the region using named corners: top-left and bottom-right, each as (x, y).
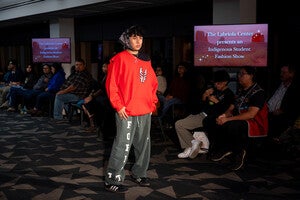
top-left (105, 55), bottom-right (123, 112)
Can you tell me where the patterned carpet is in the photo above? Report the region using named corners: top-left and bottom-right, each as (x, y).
top-left (0, 111), bottom-right (299, 200)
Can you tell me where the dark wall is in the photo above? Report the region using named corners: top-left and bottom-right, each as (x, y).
top-left (0, 22), bottom-right (49, 46)
top-left (74, 1), bottom-right (213, 41)
top-left (257, 0), bottom-right (300, 93)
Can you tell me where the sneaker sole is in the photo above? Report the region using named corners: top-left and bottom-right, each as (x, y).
top-left (211, 151), bottom-right (233, 161)
top-left (105, 185), bottom-right (128, 193)
top-left (189, 145), bottom-right (200, 159)
top-left (232, 150), bottom-right (246, 171)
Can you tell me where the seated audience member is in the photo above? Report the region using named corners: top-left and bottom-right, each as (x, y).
top-left (175, 70), bottom-right (235, 159)
top-left (7, 64), bottom-right (37, 112)
top-left (267, 64), bottom-right (300, 140)
top-left (159, 62), bottom-right (191, 122)
top-left (81, 61), bottom-right (110, 132)
top-left (2, 67), bottom-right (12, 84)
top-left (212, 67), bottom-right (268, 171)
top-left (155, 65), bottom-right (167, 105)
top-left (52, 58), bottom-right (93, 122)
top-left (7, 64), bottom-right (52, 111)
top-left (0, 60), bottom-right (25, 107)
top-left (29, 63), bottom-right (66, 116)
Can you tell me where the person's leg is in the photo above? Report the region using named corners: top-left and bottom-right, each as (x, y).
top-left (105, 114), bottom-right (134, 185)
top-left (203, 115), bottom-right (219, 153)
top-left (53, 93), bottom-right (80, 120)
top-left (32, 92), bottom-right (56, 116)
top-left (131, 114), bottom-right (151, 179)
top-left (22, 89), bottom-right (42, 109)
top-left (220, 120), bottom-right (248, 170)
top-left (0, 86), bottom-right (11, 107)
top-left (224, 121), bottom-right (248, 154)
top-left (35, 92), bottom-right (50, 110)
top-left (8, 86), bottom-right (20, 108)
top-left (175, 114), bottom-right (205, 149)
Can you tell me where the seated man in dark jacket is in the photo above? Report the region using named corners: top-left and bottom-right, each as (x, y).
top-left (268, 64), bottom-right (300, 139)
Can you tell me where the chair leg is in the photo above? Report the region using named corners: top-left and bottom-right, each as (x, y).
top-left (67, 103), bottom-right (74, 122)
top-left (80, 109), bottom-right (85, 126)
top-left (48, 100), bottom-right (54, 118)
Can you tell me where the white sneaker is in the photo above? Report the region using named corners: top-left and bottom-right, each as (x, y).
top-left (193, 131), bottom-right (210, 153)
top-left (178, 147), bottom-right (191, 158)
top-left (189, 140), bottom-right (201, 159)
top-left (7, 107), bottom-right (15, 112)
top-left (0, 101), bottom-right (8, 109)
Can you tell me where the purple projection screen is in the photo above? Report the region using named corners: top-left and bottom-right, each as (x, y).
top-left (194, 24), bottom-right (268, 67)
top-left (32, 38), bottom-right (71, 63)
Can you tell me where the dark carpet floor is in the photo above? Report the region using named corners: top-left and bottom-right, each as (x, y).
top-left (0, 110), bottom-right (299, 200)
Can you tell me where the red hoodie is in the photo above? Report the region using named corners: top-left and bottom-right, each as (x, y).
top-left (106, 50), bottom-right (158, 116)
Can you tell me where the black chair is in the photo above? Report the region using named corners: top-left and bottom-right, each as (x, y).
top-left (67, 101), bottom-right (84, 125)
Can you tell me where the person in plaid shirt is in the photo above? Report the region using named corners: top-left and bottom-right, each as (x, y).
top-left (52, 58), bottom-right (93, 122)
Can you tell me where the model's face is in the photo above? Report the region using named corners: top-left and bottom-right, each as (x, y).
top-left (129, 35), bottom-right (143, 51)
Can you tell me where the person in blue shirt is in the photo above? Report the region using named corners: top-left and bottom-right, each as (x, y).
top-left (29, 63), bottom-right (66, 116)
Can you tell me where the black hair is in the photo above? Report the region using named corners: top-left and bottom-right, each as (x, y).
top-left (75, 58), bottom-right (85, 65)
top-left (126, 25), bottom-right (144, 37)
top-left (213, 69), bottom-right (230, 83)
top-left (52, 62), bottom-right (63, 72)
top-left (177, 61), bottom-right (190, 69)
top-left (241, 66), bottom-right (257, 81)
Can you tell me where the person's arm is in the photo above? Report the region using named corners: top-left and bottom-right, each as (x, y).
top-left (218, 104), bottom-right (235, 118)
top-left (105, 57), bottom-right (123, 112)
top-left (217, 106), bottom-right (260, 125)
top-left (56, 84), bottom-right (76, 95)
top-left (92, 88), bottom-right (103, 97)
top-left (202, 88), bottom-right (214, 101)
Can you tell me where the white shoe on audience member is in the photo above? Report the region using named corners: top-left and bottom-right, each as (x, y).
top-left (193, 131), bottom-right (210, 152)
top-left (178, 147), bottom-right (191, 158)
top-left (189, 140), bottom-right (201, 159)
top-left (0, 101), bottom-right (8, 109)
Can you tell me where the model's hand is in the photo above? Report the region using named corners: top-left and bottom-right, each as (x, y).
top-left (118, 107), bottom-right (128, 120)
